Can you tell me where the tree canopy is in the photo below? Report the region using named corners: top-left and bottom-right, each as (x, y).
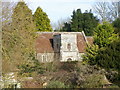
top-left (83, 22), bottom-right (120, 72)
top-left (112, 18), bottom-right (120, 34)
top-left (61, 9), bottom-right (99, 36)
top-left (94, 22), bottom-right (116, 48)
top-left (96, 38), bottom-right (120, 71)
top-left (33, 7), bottom-right (52, 32)
top-left (2, 1), bottom-right (36, 72)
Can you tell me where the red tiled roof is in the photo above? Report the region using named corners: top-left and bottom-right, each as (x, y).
top-left (35, 32), bottom-right (93, 53)
top-left (77, 33), bottom-right (87, 53)
top-left (36, 33), bottom-right (54, 53)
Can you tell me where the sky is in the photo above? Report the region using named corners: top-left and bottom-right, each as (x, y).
top-left (5, 0), bottom-right (96, 23)
top-left (26, 0), bottom-right (95, 24)
top-left (3, 0), bottom-right (120, 26)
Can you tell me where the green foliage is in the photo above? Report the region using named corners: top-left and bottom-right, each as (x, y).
top-left (94, 22), bottom-right (116, 48)
top-left (33, 7), bottom-right (52, 32)
top-left (82, 10), bottom-right (99, 36)
top-left (83, 44), bottom-right (99, 65)
top-left (2, 1), bottom-right (36, 73)
top-left (62, 9), bottom-right (99, 36)
top-left (71, 9), bottom-right (83, 32)
top-left (46, 81), bottom-right (69, 88)
top-left (61, 22), bottom-right (71, 32)
top-left (84, 22), bottom-right (120, 79)
top-left (80, 74), bottom-right (104, 88)
top-left (96, 38), bottom-right (120, 71)
top-left (112, 18), bottom-right (120, 34)
top-left (106, 84), bottom-right (119, 88)
top-left (18, 58), bottom-right (46, 76)
top-left (83, 22), bottom-right (119, 71)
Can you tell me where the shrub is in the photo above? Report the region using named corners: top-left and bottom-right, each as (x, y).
top-left (80, 74), bottom-right (105, 88)
top-left (18, 59), bottom-right (46, 76)
top-left (45, 81), bottom-right (69, 88)
top-left (60, 61), bottom-right (78, 72)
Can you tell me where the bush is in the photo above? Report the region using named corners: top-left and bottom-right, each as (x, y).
top-left (80, 74), bottom-right (105, 88)
top-left (42, 61), bottom-right (60, 72)
top-left (18, 59), bottom-right (46, 76)
top-left (60, 61), bottom-right (78, 72)
top-left (45, 81), bottom-right (69, 88)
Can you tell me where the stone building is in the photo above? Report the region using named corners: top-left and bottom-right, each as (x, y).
top-left (35, 31), bottom-right (93, 62)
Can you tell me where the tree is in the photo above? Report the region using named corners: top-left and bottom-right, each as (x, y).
top-left (2, 2), bottom-right (17, 73)
top-left (33, 7), bottom-right (52, 32)
top-left (93, 1), bottom-right (120, 22)
top-left (83, 44), bottom-right (99, 65)
top-left (94, 22), bottom-right (116, 48)
top-left (2, 1), bottom-right (36, 72)
top-left (2, 2), bottom-right (17, 26)
top-left (61, 22), bottom-right (71, 32)
top-left (71, 9), bottom-right (83, 32)
top-left (62, 9), bottom-right (99, 36)
top-left (82, 10), bottom-right (99, 36)
top-left (112, 18), bottom-right (120, 34)
top-left (83, 22), bottom-right (117, 64)
top-left (96, 38), bottom-right (120, 71)
top-left (83, 22), bottom-right (120, 84)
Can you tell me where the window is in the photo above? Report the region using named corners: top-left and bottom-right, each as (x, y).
top-left (67, 43), bottom-right (71, 51)
top-left (42, 55), bottom-right (47, 62)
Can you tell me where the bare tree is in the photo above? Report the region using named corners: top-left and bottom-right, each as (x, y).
top-left (93, 1), bottom-right (120, 22)
top-left (52, 17), bottom-right (71, 31)
top-left (2, 2), bottom-right (16, 26)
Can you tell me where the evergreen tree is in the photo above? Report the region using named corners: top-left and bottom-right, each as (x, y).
top-left (96, 38), bottom-right (120, 71)
top-left (83, 44), bottom-right (99, 65)
top-left (112, 18), bottom-right (120, 34)
top-left (62, 9), bottom-right (99, 36)
top-left (83, 22), bottom-right (119, 70)
top-left (33, 7), bottom-right (52, 32)
top-left (94, 22), bottom-right (116, 48)
top-left (62, 22), bottom-right (71, 32)
top-left (6, 1), bottom-right (36, 71)
top-left (82, 10), bottom-right (99, 36)
top-left (71, 9), bottom-right (83, 32)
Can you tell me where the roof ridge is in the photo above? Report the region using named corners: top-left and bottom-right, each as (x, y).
top-left (36, 32), bottom-right (83, 34)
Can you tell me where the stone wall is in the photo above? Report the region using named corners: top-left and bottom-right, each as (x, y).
top-left (36, 53), bottom-right (54, 62)
top-left (78, 53), bottom-right (84, 61)
top-left (37, 32), bottom-right (87, 62)
top-left (36, 52), bottom-right (84, 62)
top-left (60, 33), bottom-right (79, 62)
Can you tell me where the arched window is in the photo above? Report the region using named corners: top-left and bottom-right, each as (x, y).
top-left (67, 43), bottom-right (71, 51)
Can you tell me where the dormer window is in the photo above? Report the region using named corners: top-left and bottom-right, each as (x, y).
top-left (67, 43), bottom-right (71, 51)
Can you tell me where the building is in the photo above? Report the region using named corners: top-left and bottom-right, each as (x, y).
top-left (35, 31), bottom-right (93, 62)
